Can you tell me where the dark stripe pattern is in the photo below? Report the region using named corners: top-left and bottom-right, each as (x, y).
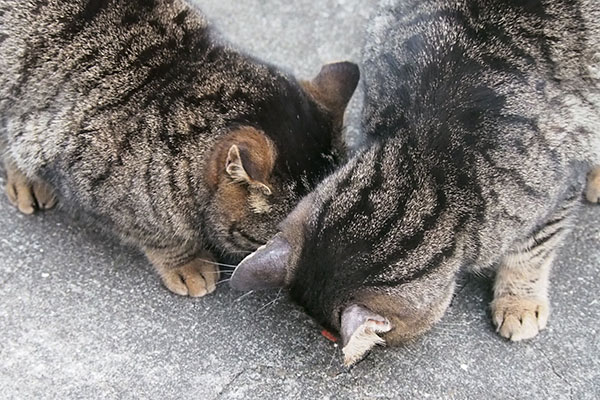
top-left (287, 0), bottom-right (598, 330)
top-left (0, 0), bottom-right (347, 267)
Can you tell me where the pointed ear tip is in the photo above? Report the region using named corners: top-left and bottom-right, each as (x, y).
top-left (229, 274), bottom-right (252, 292)
top-left (322, 61), bottom-right (360, 82)
top-left (228, 144), bottom-right (240, 154)
top-left (228, 233), bottom-right (291, 291)
top-left (228, 276), bottom-right (244, 291)
top-left (229, 253), bottom-right (260, 292)
top-left (343, 61), bottom-right (360, 78)
top-left (323, 60), bottom-right (359, 71)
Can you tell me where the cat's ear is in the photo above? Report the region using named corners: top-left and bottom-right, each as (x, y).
top-left (225, 144), bottom-right (272, 195)
top-left (340, 304), bottom-right (392, 367)
top-left (230, 233), bottom-right (291, 291)
top-left (206, 127), bottom-right (275, 193)
top-left (225, 144), bottom-right (250, 182)
top-left (305, 61), bottom-right (360, 121)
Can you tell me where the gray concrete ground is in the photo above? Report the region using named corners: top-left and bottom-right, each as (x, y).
top-left (1, 1), bottom-right (599, 399)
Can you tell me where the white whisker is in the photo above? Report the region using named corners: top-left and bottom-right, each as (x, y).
top-left (233, 290), bottom-right (254, 302)
top-left (254, 288), bottom-right (283, 314)
top-left (193, 257), bottom-right (238, 268)
top-left (328, 342), bottom-right (340, 369)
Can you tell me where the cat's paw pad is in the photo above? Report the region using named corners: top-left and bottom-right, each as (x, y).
top-left (586, 168), bottom-right (600, 203)
top-left (160, 259), bottom-right (220, 297)
top-left (5, 170), bottom-right (57, 214)
top-left (491, 297), bottom-right (549, 341)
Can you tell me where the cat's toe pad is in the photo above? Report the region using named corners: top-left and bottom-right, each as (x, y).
top-left (5, 171), bottom-right (57, 214)
top-left (491, 297), bottom-right (548, 341)
top-left (160, 259), bottom-right (220, 297)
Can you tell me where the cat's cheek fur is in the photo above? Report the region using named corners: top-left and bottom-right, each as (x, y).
top-left (214, 181), bottom-right (249, 224)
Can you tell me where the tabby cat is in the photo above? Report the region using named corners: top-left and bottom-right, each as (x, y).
top-left (231, 0), bottom-right (600, 365)
top-left (0, 0), bottom-right (359, 297)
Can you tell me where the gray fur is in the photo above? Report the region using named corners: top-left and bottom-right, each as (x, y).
top-left (231, 0), bottom-right (600, 364)
top-left (0, 0), bottom-right (358, 296)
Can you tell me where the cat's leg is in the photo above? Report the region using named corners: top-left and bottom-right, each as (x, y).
top-left (585, 166), bottom-right (600, 203)
top-left (3, 160), bottom-right (57, 214)
top-left (491, 251), bottom-right (552, 341)
top-left (145, 246), bottom-right (220, 297)
top-left (491, 204), bottom-right (573, 341)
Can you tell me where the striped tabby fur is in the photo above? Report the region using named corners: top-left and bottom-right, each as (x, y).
top-left (0, 0), bottom-right (359, 297)
top-left (231, 0), bottom-right (600, 365)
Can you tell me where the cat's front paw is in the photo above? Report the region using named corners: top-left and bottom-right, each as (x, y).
top-left (586, 167), bottom-right (600, 203)
top-left (491, 296), bottom-right (549, 341)
top-left (4, 165), bottom-right (57, 214)
top-left (159, 258), bottom-right (220, 297)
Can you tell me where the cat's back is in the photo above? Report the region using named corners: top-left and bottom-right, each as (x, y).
top-left (363, 0), bottom-right (600, 146)
top-left (360, 0), bottom-right (600, 257)
top-left (0, 0), bottom-right (216, 176)
top-left (366, 0), bottom-right (600, 80)
top-left (0, 0), bottom-right (206, 44)
top-left (0, 0), bottom-right (208, 113)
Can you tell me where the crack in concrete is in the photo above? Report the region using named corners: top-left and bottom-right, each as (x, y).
top-left (215, 369), bottom-right (245, 400)
top-left (537, 345), bottom-right (575, 399)
top-left (0, 269), bottom-right (18, 287)
top-left (214, 362), bottom-right (339, 399)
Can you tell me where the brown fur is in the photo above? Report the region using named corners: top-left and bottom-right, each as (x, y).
top-left (0, 0), bottom-right (360, 298)
top-left (586, 166), bottom-right (600, 203)
top-left (206, 127), bottom-right (277, 190)
top-left (204, 127), bottom-right (280, 229)
top-left (146, 248), bottom-right (219, 297)
top-left (4, 162), bottom-right (57, 215)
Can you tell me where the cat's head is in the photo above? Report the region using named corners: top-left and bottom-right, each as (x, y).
top-left (204, 62), bottom-right (360, 258)
top-left (230, 145), bottom-right (459, 366)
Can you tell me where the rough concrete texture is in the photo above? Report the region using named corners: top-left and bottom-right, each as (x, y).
top-left (1, 1), bottom-right (599, 399)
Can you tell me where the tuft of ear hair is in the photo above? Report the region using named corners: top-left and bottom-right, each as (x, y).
top-left (226, 144), bottom-right (250, 183)
top-left (230, 233), bottom-right (291, 291)
top-left (341, 304), bottom-right (392, 367)
top-left (206, 127), bottom-right (276, 192)
top-left (225, 144), bottom-right (272, 195)
top-left (305, 61), bottom-right (360, 122)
